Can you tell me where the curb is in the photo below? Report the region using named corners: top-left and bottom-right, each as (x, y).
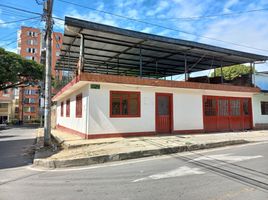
top-left (33, 139), bottom-right (249, 169)
top-left (51, 133), bottom-right (119, 149)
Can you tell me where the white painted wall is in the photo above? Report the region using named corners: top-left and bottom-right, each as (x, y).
top-left (87, 83), bottom-right (253, 135)
top-left (173, 93), bottom-right (203, 130)
top-left (88, 84), bottom-right (155, 134)
top-left (252, 93), bottom-right (268, 125)
top-left (56, 85), bottom-right (89, 134)
top-left (56, 82), bottom-right (254, 135)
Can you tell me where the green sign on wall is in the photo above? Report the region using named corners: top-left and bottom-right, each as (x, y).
top-left (90, 84), bottom-right (100, 89)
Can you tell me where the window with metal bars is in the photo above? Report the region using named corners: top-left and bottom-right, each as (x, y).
top-left (204, 98), bottom-right (216, 116)
top-left (230, 99), bottom-right (240, 116)
top-left (261, 102), bottom-right (268, 115)
top-left (218, 99), bottom-right (228, 116)
top-left (110, 91), bottom-right (140, 117)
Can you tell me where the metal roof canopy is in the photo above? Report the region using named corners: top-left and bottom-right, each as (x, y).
top-left (56, 16), bottom-right (268, 78)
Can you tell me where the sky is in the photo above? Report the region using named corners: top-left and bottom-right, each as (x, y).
top-left (0, 0), bottom-right (268, 73)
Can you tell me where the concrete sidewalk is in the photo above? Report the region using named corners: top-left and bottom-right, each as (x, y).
top-left (34, 129), bottom-right (268, 168)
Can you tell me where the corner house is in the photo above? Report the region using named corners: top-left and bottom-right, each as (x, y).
top-left (53, 17), bottom-right (268, 139)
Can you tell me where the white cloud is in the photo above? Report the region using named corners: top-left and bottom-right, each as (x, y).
top-left (223, 0), bottom-right (239, 13)
top-left (0, 40), bottom-right (17, 52)
top-left (0, 19), bottom-right (16, 28)
top-left (146, 0), bottom-right (169, 16)
top-left (166, 0), bottom-right (209, 40)
top-left (141, 27), bottom-right (153, 33)
top-left (53, 15), bottom-right (64, 31)
top-left (157, 29), bottom-right (172, 36)
top-left (127, 9), bottom-right (138, 18)
top-left (66, 9), bottom-right (118, 27)
top-left (199, 12), bottom-right (268, 55)
top-left (198, 8), bottom-right (268, 72)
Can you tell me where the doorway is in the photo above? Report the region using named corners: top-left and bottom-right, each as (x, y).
top-left (155, 93), bottom-right (173, 133)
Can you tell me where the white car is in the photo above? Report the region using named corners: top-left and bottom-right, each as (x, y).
top-left (0, 123), bottom-right (7, 128)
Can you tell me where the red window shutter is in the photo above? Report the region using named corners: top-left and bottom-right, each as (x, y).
top-left (66, 99), bottom-right (70, 117)
top-left (76, 94), bottom-right (82, 118)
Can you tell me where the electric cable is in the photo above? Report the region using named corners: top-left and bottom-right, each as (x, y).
top-left (55, 0), bottom-right (268, 53)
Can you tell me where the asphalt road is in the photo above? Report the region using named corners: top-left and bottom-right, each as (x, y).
top-left (0, 125), bottom-right (36, 169)
top-left (0, 127), bottom-right (268, 200)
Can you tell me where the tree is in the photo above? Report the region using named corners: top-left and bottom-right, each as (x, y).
top-left (0, 48), bottom-right (43, 90)
top-left (210, 64), bottom-right (254, 80)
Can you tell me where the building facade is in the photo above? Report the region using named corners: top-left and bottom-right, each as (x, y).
top-left (252, 72), bottom-right (268, 129)
top-left (0, 88), bottom-right (19, 124)
top-left (17, 26), bottom-right (63, 122)
top-left (53, 73), bottom-right (260, 139)
top-left (52, 17), bottom-right (268, 139)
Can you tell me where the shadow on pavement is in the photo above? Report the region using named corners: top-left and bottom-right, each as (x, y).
top-left (0, 126), bottom-right (35, 169)
top-left (0, 135), bottom-right (16, 139)
top-left (0, 138), bottom-right (36, 170)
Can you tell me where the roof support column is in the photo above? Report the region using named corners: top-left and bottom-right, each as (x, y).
top-left (220, 61), bottom-right (224, 83)
top-left (208, 57), bottom-right (214, 83)
top-left (78, 34), bottom-right (84, 75)
top-left (250, 62), bottom-right (253, 86)
top-left (139, 45), bottom-right (142, 78)
top-left (252, 62), bottom-right (256, 87)
top-left (184, 54), bottom-right (189, 81)
top-left (155, 60), bottom-right (158, 79)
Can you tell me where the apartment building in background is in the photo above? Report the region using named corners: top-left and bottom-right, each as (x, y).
top-left (17, 26), bottom-right (63, 122)
top-left (0, 88), bottom-right (19, 124)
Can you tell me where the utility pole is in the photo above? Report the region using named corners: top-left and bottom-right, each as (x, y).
top-left (43, 0), bottom-right (53, 146)
top-left (20, 86), bottom-right (24, 125)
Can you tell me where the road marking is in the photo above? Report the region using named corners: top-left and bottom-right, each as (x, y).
top-left (190, 154), bottom-right (263, 162)
top-left (132, 166), bottom-right (204, 182)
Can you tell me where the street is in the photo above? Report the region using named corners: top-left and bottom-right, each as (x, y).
top-left (0, 127), bottom-right (268, 200)
top-left (0, 126), bottom-right (36, 169)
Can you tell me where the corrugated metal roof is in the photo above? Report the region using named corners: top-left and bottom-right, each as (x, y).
top-left (56, 16), bottom-right (268, 78)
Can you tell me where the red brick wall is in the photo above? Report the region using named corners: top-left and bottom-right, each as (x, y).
top-left (80, 73), bottom-right (260, 93)
top-left (20, 26), bottom-right (41, 63)
top-left (18, 86), bottom-right (40, 121)
top-left (18, 26), bottom-right (63, 121)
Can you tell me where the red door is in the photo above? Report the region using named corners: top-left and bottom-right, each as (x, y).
top-left (217, 98), bottom-right (229, 131)
top-left (229, 98), bottom-right (242, 131)
top-left (156, 93), bottom-right (173, 133)
top-left (203, 96), bottom-right (218, 132)
top-left (242, 98), bottom-right (252, 130)
top-left (203, 96), bottom-right (253, 132)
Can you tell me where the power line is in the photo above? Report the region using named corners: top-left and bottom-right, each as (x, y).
top-left (1, 2), bottom-right (267, 54)
top-left (0, 8), bottom-right (39, 18)
top-left (0, 32), bottom-right (17, 42)
top-left (1, 20), bottom-right (42, 47)
top-left (0, 18), bottom-right (41, 42)
top-left (142, 8), bottom-right (268, 21)
top-left (0, 16), bottom-right (40, 25)
top-left (56, 0), bottom-right (268, 53)
top-left (35, 0), bottom-right (44, 5)
top-left (5, 19), bottom-right (44, 52)
top-left (0, 3), bottom-right (42, 16)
